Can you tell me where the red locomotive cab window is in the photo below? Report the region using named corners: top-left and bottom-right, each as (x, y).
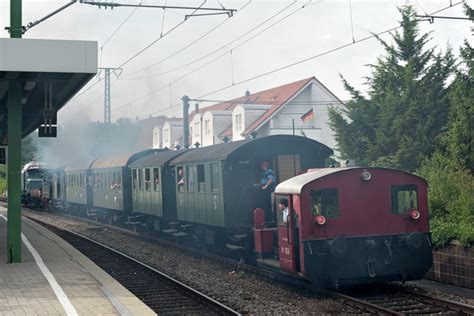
top-left (391, 185), bottom-right (418, 215)
top-left (310, 189), bottom-right (339, 218)
top-left (276, 196), bottom-right (291, 226)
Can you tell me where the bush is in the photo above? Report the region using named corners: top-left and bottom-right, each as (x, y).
top-left (417, 153), bottom-right (474, 246)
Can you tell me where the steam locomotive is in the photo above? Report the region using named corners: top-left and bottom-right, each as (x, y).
top-left (37, 135), bottom-right (433, 288)
top-left (21, 161), bottom-right (48, 207)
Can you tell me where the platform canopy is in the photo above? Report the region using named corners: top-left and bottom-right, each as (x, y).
top-left (0, 38), bottom-right (97, 143)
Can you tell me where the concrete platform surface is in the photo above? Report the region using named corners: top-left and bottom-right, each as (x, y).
top-left (0, 207), bottom-right (156, 315)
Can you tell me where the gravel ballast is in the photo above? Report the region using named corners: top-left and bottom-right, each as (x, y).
top-left (24, 210), bottom-right (349, 315)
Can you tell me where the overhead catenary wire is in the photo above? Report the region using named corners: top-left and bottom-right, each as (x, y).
top-left (195, 1), bottom-right (464, 99)
top-left (121, 0), bottom-right (298, 80)
top-left (163, 0), bottom-right (315, 84)
top-left (160, 0), bottom-right (168, 38)
top-left (117, 0), bottom-right (207, 69)
top-left (99, 0), bottom-right (143, 67)
top-left (123, 0), bottom-right (463, 119)
top-left (71, 0), bottom-right (209, 103)
top-left (113, 0), bottom-right (310, 110)
top-left (122, 0), bottom-right (253, 79)
top-left (349, 0), bottom-right (355, 43)
top-left (113, 99), bottom-right (348, 118)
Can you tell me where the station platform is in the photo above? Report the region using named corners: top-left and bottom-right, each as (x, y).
top-left (0, 207), bottom-right (155, 315)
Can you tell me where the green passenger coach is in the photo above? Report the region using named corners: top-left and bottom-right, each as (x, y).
top-left (129, 150), bottom-right (187, 220)
top-left (168, 135), bottom-right (333, 229)
top-left (90, 149), bottom-right (162, 213)
top-left (64, 163), bottom-right (91, 206)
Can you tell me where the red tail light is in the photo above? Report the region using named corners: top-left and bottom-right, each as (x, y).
top-left (315, 215), bottom-right (326, 225)
top-left (408, 209), bottom-right (420, 220)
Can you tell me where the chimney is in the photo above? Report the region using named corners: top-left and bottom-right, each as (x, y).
top-left (245, 90), bottom-right (250, 97)
top-left (181, 95), bottom-right (190, 148)
top-left (195, 103), bottom-right (199, 114)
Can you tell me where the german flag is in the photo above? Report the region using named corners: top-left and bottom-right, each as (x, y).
top-left (301, 108), bottom-right (314, 123)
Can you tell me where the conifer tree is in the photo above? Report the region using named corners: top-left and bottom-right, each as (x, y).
top-left (443, 4), bottom-right (473, 172)
top-left (329, 5), bottom-right (454, 171)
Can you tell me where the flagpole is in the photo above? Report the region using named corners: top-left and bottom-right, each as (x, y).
top-left (292, 119), bottom-right (296, 176)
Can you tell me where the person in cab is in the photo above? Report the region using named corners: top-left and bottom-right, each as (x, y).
top-left (278, 198), bottom-right (289, 225)
top-left (257, 161), bottom-right (275, 191)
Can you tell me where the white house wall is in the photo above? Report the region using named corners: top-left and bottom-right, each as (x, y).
top-left (190, 114), bottom-right (202, 147)
top-left (152, 126), bottom-right (162, 149)
top-left (232, 105), bottom-right (269, 141)
top-left (263, 81), bottom-right (340, 151)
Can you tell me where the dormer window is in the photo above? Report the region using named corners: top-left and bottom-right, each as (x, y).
top-left (235, 114), bottom-right (242, 131)
top-left (163, 128), bottom-right (169, 143)
top-left (194, 122), bottom-right (200, 137)
top-left (204, 119), bottom-right (211, 136)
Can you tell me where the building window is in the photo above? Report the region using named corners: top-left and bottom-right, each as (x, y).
top-left (194, 122), bottom-right (200, 137)
top-left (163, 128), bottom-right (169, 143)
top-left (211, 163), bottom-right (220, 192)
top-left (187, 165), bottom-right (194, 192)
top-left (153, 168), bottom-right (160, 191)
top-left (235, 114), bottom-right (242, 131)
top-left (197, 164), bottom-right (205, 193)
top-left (204, 119), bottom-right (211, 136)
top-left (391, 185), bottom-right (418, 215)
top-left (310, 189), bottom-right (339, 218)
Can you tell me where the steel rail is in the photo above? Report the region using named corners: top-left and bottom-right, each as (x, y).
top-left (27, 216), bottom-right (241, 316)
top-left (327, 291), bottom-right (403, 315)
top-left (400, 287), bottom-right (474, 315)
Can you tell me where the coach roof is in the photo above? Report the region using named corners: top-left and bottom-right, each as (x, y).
top-left (275, 167), bottom-right (428, 194)
top-left (129, 149), bottom-right (188, 168)
top-left (90, 149), bottom-right (164, 169)
top-left (169, 135), bottom-right (333, 165)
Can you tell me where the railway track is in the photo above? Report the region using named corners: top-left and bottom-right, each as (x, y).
top-left (17, 203), bottom-right (474, 315)
top-left (33, 219), bottom-right (240, 316)
top-left (333, 285), bottom-right (474, 315)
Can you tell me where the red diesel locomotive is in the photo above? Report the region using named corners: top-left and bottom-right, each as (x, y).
top-left (254, 167), bottom-right (432, 288)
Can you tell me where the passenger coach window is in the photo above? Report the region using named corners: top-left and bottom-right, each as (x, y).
top-left (197, 165), bottom-right (205, 193)
top-left (118, 171), bottom-right (122, 189)
top-left (391, 185), bottom-right (418, 215)
top-left (153, 168), bottom-right (159, 191)
top-left (187, 166), bottom-right (194, 192)
top-left (211, 163), bottom-right (219, 192)
top-left (310, 189), bottom-right (339, 218)
top-left (138, 169), bottom-right (143, 190)
top-left (145, 168), bottom-right (151, 191)
top-left (132, 169), bottom-right (137, 190)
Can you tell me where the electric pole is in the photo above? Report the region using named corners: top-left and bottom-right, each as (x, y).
top-left (99, 67), bottom-right (122, 123)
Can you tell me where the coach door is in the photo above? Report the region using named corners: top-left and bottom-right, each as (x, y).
top-left (276, 154), bottom-right (301, 183)
top-left (277, 195), bottom-right (298, 273)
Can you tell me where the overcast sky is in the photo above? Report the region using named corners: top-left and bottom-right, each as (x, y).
top-left (1, 0), bottom-right (472, 124)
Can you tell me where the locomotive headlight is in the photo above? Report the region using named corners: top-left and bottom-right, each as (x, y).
top-left (408, 209), bottom-right (420, 220)
top-left (361, 170), bottom-right (372, 181)
top-left (315, 215), bottom-right (326, 225)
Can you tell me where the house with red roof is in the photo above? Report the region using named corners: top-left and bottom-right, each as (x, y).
top-left (155, 76), bottom-right (342, 151)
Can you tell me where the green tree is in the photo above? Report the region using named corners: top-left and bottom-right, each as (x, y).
top-left (329, 5), bottom-right (454, 171)
top-left (416, 4), bottom-right (474, 246)
top-left (442, 4), bottom-right (473, 172)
